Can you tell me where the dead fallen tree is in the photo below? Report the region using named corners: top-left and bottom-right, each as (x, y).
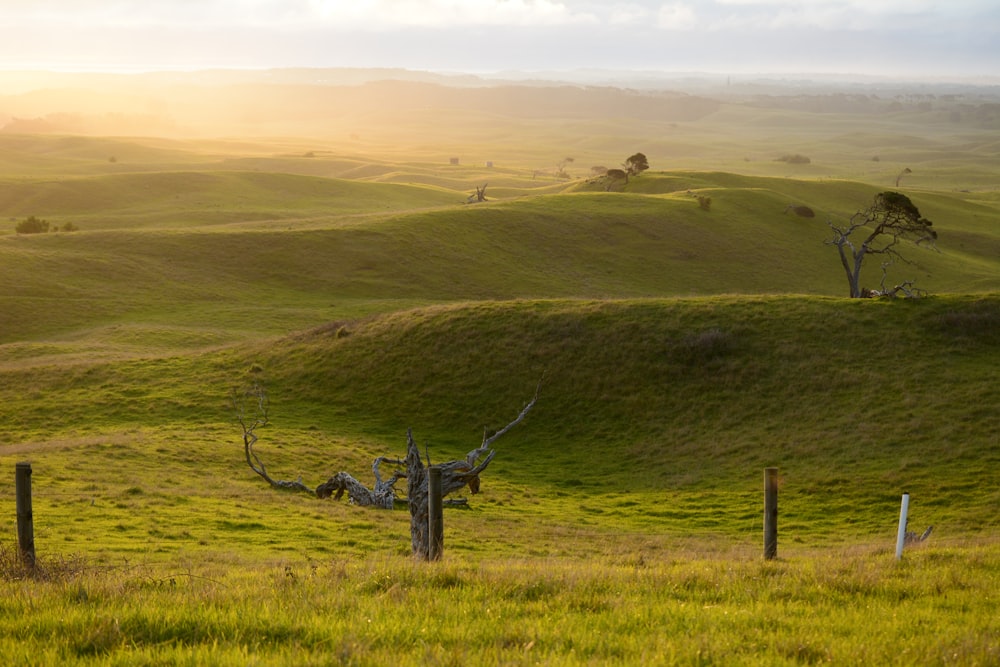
top-left (233, 381), bottom-right (314, 495)
top-left (233, 377), bottom-right (540, 557)
top-left (315, 456), bottom-right (404, 508)
top-left (466, 183), bottom-right (488, 203)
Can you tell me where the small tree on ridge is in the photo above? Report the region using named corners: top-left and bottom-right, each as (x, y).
top-left (624, 152), bottom-right (649, 178)
top-left (15, 216), bottom-right (49, 234)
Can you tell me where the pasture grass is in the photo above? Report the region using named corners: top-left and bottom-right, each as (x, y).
top-left (1, 539), bottom-right (997, 665)
top-left (3, 169), bottom-right (998, 353)
top-left (1, 95), bottom-right (999, 663)
top-left (1, 296), bottom-right (997, 562)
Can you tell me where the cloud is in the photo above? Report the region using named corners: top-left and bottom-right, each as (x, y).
top-left (305, 0), bottom-right (595, 28)
top-left (607, 3), bottom-right (653, 26)
top-left (0, 0), bottom-right (600, 29)
top-left (708, 0), bottom-right (998, 31)
top-left (3, 0), bottom-right (995, 32)
top-left (656, 3), bottom-right (698, 30)
top-left (0, 0), bottom-right (996, 77)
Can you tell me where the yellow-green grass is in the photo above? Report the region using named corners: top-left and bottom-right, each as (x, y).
top-left (0, 170), bottom-right (465, 231)
top-left (0, 115), bottom-right (998, 663)
top-left (5, 82), bottom-right (1000, 189)
top-left (0, 544), bottom-right (998, 666)
top-left (2, 296), bottom-right (998, 551)
top-left (1, 296), bottom-right (999, 665)
top-left (3, 175), bottom-right (998, 356)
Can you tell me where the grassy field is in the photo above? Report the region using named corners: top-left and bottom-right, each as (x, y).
top-left (1, 78), bottom-right (999, 664)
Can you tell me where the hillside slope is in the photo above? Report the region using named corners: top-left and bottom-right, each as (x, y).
top-left (3, 172), bottom-right (998, 352)
top-left (0, 296), bottom-right (997, 555)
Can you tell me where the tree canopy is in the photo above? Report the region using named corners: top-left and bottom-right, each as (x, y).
top-left (15, 216), bottom-right (49, 234)
top-left (624, 153), bottom-right (649, 177)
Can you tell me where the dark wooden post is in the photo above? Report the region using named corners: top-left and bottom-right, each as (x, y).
top-left (427, 466), bottom-right (443, 561)
top-left (15, 462), bottom-right (35, 568)
top-left (764, 467), bottom-right (778, 560)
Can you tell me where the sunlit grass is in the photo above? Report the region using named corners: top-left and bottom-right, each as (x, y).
top-left (1, 541), bottom-right (997, 665)
top-left (1, 109), bottom-right (999, 663)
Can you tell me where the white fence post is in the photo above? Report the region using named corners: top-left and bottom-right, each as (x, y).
top-left (894, 492), bottom-right (910, 560)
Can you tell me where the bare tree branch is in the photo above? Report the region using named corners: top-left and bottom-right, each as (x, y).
top-left (233, 381), bottom-right (315, 495)
top-left (466, 379), bottom-right (542, 467)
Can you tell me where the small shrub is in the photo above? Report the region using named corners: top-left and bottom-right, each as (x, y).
top-left (670, 328), bottom-right (737, 367)
top-left (0, 542), bottom-right (87, 582)
top-left (697, 195), bottom-right (712, 211)
top-left (777, 154), bottom-right (811, 164)
top-left (15, 215), bottom-right (49, 234)
top-left (935, 307), bottom-right (1000, 344)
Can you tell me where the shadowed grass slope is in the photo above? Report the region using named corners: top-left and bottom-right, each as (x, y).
top-left (1, 296), bottom-right (997, 553)
top-left (255, 297), bottom-right (1000, 531)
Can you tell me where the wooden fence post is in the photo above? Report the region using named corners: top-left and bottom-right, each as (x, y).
top-left (764, 467), bottom-right (778, 560)
top-left (427, 466), bottom-right (443, 561)
top-left (15, 462), bottom-right (35, 568)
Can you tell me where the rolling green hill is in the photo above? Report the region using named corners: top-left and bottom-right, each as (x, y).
top-left (0, 296), bottom-right (997, 556)
top-left (0, 170), bottom-right (462, 230)
top-left (2, 169), bottom-right (998, 356)
top-left (1, 82), bottom-right (999, 663)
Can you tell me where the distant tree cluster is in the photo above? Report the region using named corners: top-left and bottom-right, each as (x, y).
top-left (596, 153), bottom-right (650, 191)
top-left (14, 216), bottom-right (77, 234)
top-left (15, 216), bottom-right (49, 234)
top-left (777, 154), bottom-right (811, 164)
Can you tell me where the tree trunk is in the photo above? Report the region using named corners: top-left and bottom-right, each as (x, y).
top-left (405, 429), bottom-right (431, 559)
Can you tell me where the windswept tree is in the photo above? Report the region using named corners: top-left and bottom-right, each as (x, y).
top-left (624, 152), bottom-right (649, 178)
top-left (555, 156), bottom-right (574, 178)
top-left (826, 191), bottom-right (937, 298)
top-left (895, 167), bottom-right (912, 188)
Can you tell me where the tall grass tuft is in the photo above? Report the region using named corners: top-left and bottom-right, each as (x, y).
top-left (0, 542), bottom-right (87, 582)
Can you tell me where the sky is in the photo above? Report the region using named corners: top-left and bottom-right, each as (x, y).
top-left (0, 0), bottom-right (997, 79)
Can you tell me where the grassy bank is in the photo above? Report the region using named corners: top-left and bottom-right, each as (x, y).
top-left (2, 540), bottom-right (998, 665)
top-left (1, 296), bottom-right (997, 563)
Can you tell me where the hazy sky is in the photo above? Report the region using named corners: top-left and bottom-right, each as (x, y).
top-left (1, 1), bottom-right (997, 78)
